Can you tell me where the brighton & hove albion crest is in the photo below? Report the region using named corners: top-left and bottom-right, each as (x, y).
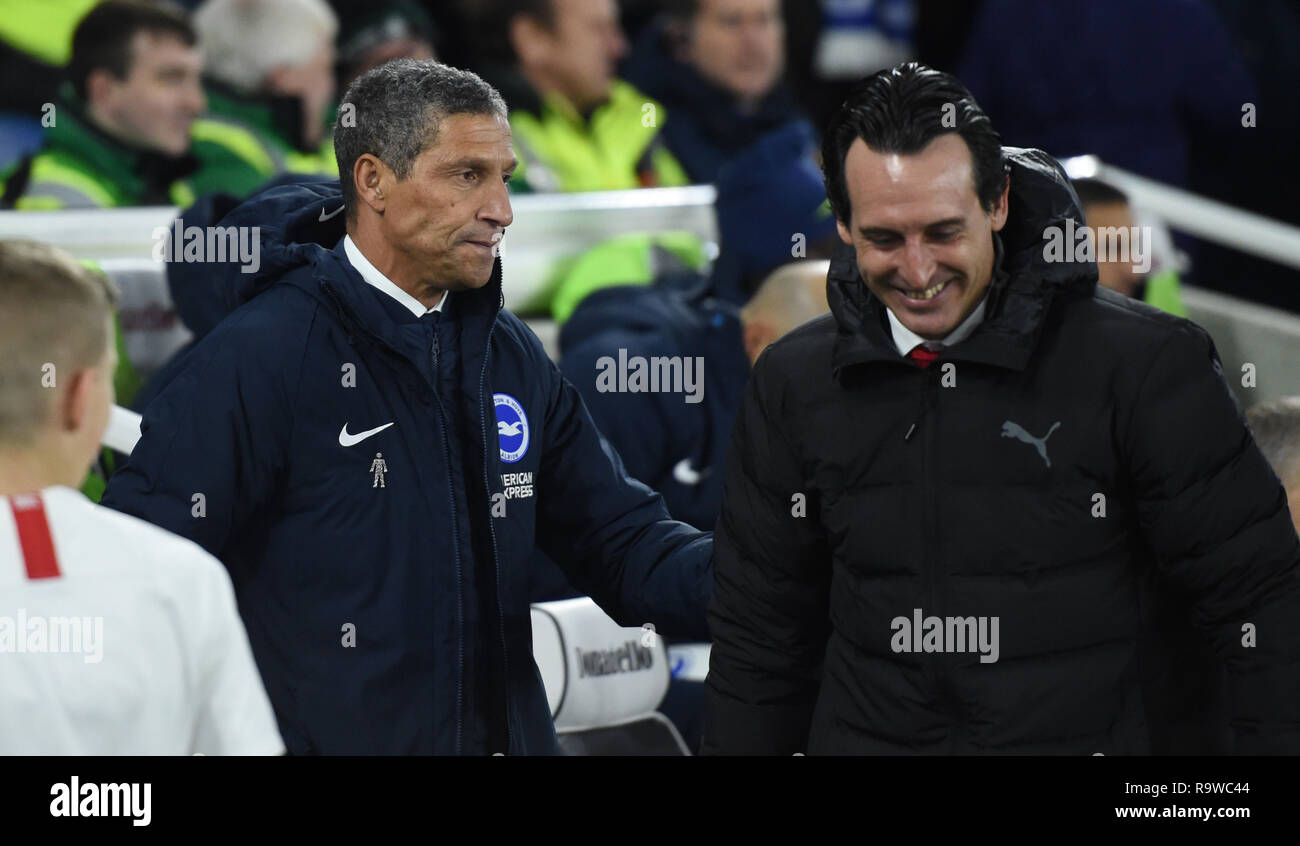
top-left (494, 393), bottom-right (529, 463)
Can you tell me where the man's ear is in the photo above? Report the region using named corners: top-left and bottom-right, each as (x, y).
top-left (743, 319), bottom-right (775, 367)
top-left (989, 173), bottom-right (1011, 232)
top-left (353, 154), bottom-right (391, 216)
top-left (509, 15), bottom-right (546, 67)
top-left (59, 368), bottom-right (95, 435)
top-left (836, 219), bottom-right (854, 246)
top-left (84, 68), bottom-right (119, 110)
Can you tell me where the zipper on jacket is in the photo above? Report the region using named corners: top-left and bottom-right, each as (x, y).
top-left (429, 320), bottom-right (467, 755)
top-left (917, 363), bottom-right (964, 751)
top-left (917, 365), bottom-right (954, 743)
top-left (477, 292), bottom-right (512, 755)
top-left (321, 278), bottom-right (470, 752)
top-left (920, 373), bottom-right (939, 619)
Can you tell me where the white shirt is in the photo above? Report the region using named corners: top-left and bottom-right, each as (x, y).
top-left (344, 235), bottom-right (447, 317)
top-left (0, 486), bottom-right (284, 755)
top-left (886, 293), bottom-right (989, 356)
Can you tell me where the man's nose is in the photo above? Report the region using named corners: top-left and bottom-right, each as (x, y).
top-left (482, 179), bottom-right (514, 229)
top-left (189, 83), bottom-right (207, 116)
top-left (898, 239), bottom-right (937, 289)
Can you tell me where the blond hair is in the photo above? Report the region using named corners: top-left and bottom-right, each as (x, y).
top-left (0, 240), bottom-right (118, 446)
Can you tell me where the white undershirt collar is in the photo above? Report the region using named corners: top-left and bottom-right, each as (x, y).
top-left (886, 292), bottom-right (988, 356)
top-left (343, 235), bottom-right (447, 317)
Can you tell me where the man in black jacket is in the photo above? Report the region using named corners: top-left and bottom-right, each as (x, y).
top-left (703, 62), bottom-right (1300, 755)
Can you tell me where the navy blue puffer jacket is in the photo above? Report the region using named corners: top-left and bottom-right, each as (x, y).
top-left (103, 181), bottom-right (712, 754)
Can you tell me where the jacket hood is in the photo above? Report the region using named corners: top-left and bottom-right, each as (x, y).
top-left (827, 146), bottom-right (1097, 373)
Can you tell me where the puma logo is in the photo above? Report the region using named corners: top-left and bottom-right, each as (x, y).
top-left (1000, 420), bottom-right (1061, 468)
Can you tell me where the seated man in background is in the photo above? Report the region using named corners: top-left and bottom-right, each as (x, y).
top-left (1072, 176), bottom-right (1188, 317)
top-left (1247, 397), bottom-right (1300, 537)
top-left (188, 0), bottom-right (339, 198)
top-left (0, 239), bottom-right (282, 755)
top-left (624, 0), bottom-right (812, 183)
top-left (0, 0), bottom-right (204, 209)
top-left (481, 0), bottom-right (688, 192)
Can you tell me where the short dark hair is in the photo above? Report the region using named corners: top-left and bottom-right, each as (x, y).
top-left (68, 0), bottom-right (196, 102)
top-left (1071, 177), bottom-right (1130, 210)
top-left (333, 60), bottom-right (508, 219)
top-left (820, 62), bottom-right (1007, 225)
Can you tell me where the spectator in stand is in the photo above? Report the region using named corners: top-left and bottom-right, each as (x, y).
top-left (189, 0), bottom-right (339, 198)
top-left (623, 0), bottom-right (811, 184)
top-left (1072, 177), bottom-right (1187, 317)
top-left (0, 0), bottom-right (204, 210)
top-left (479, 0), bottom-right (689, 193)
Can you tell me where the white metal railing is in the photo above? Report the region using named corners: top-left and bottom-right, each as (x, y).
top-left (1061, 156), bottom-right (1300, 272)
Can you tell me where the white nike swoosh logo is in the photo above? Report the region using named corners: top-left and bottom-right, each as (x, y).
top-left (319, 205), bottom-right (345, 222)
top-left (672, 458), bottom-right (710, 486)
top-left (339, 422), bottom-right (394, 447)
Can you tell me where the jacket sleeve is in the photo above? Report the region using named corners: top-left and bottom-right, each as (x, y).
top-left (534, 357), bottom-right (711, 641)
top-left (701, 351), bottom-right (830, 755)
top-left (100, 313), bottom-right (297, 558)
top-left (1121, 324), bottom-right (1300, 754)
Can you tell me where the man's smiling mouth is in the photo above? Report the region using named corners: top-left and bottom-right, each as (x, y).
top-left (897, 279), bottom-right (950, 301)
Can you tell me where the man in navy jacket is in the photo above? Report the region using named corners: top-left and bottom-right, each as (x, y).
top-left (102, 60), bottom-right (712, 755)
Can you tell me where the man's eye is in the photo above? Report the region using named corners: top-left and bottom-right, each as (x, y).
top-left (868, 237), bottom-right (899, 248)
top-left (460, 171), bottom-right (479, 183)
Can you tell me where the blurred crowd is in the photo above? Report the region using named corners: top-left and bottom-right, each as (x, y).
top-left (0, 1), bottom-right (1296, 307)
